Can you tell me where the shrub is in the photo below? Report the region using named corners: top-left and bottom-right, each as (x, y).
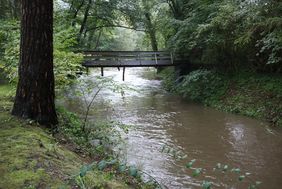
top-left (177, 69), bottom-right (227, 103)
top-left (0, 20), bottom-right (20, 83)
top-left (0, 20), bottom-right (84, 88)
top-left (54, 50), bottom-right (84, 89)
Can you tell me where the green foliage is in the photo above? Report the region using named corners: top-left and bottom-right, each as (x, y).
top-left (128, 166), bottom-right (138, 177)
top-left (258, 29), bottom-right (282, 65)
top-left (161, 68), bottom-right (282, 127)
top-left (161, 144), bottom-right (188, 160)
top-left (160, 144), bottom-right (262, 189)
top-left (202, 181), bottom-right (212, 189)
top-left (177, 70), bottom-right (227, 103)
top-left (162, 0), bottom-right (282, 72)
top-left (57, 106), bottom-right (83, 137)
top-left (75, 160), bottom-right (157, 189)
top-left (0, 18), bottom-right (84, 88)
top-left (0, 20), bottom-right (20, 83)
top-left (54, 50), bottom-right (84, 88)
top-left (192, 168), bottom-right (202, 177)
top-left (186, 159), bottom-right (196, 169)
top-left (159, 67), bottom-right (178, 92)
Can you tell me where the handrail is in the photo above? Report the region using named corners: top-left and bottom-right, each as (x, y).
top-left (81, 51), bottom-right (181, 68)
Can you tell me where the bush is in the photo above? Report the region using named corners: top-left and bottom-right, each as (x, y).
top-left (0, 20), bottom-right (20, 83)
top-left (54, 50), bottom-right (84, 89)
top-left (0, 20), bottom-right (84, 88)
top-left (160, 68), bottom-right (178, 92)
top-left (177, 70), bottom-right (227, 103)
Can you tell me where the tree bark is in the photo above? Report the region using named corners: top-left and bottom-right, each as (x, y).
top-left (144, 12), bottom-right (158, 51)
top-left (167, 0), bottom-right (184, 20)
top-left (71, 0), bottom-right (85, 26)
top-left (79, 0), bottom-right (92, 41)
top-left (12, 0), bottom-right (58, 126)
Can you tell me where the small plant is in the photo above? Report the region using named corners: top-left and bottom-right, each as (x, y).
top-left (160, 145), bottom-right (262, 189)
top-left (73, 160), bottom-right (160, 189)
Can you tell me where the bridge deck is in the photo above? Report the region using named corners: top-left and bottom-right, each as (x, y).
top-left (82, 51), bottom-right (182, 67)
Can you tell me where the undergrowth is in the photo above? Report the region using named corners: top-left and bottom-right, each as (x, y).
top-left (0, 83), bottom-right (157, 189)
top-left (160, 68), bottom-right (282, 127)
top-left (56, 106), bottom-right (159, 188)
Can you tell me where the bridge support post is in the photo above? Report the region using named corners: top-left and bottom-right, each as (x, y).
top-left (122, 67), bottom-right (125, 81)
top-left (101, 67), bottom-right (104, 76)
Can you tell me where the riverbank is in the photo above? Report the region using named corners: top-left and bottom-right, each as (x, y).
top-left (160, 68), bottom-right (282, 127)
top-left (0, 83), bottom-right (155, 189)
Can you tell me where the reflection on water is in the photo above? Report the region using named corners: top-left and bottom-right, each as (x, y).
top-left (63, 67), bottom-right (282, 189)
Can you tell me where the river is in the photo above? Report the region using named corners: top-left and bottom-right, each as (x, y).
top-left (63, 67), bottom-right (282, 189)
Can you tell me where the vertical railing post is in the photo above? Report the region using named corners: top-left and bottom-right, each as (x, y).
top-left (138, 52), bottom-right (141, 65)
top-left (170, 52), bottom-right (174, 64)
top-left (101, 67), bottom-right (104, 76)
top-left (155, 52), bottom-right (158, 65)
top-left (122, 67), bottom-right (125, 81)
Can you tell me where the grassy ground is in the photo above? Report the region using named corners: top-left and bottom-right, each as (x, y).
top-left (213, 73), bottom-right (282, 126)
top-left (160, 68), bottom-right (282, 127)
top-left (0, 84), bottom-right (154, 189)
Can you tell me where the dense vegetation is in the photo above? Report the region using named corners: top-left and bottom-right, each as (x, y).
top-left (164, 0), bottom-right (282, 72)
top-left (1, 0), bottom-right (281, 77)
top-left (161, 68), bottom-right (282, 126)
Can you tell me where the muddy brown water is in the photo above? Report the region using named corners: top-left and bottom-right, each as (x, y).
top-left (63, 68), bottom-right (282, 189)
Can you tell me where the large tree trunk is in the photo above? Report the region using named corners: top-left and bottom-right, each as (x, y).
top-left (12, 0), bottom-right (58, 126)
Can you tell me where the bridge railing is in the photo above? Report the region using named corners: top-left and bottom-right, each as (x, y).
top-left (81, 51), bottom-right (175, 67)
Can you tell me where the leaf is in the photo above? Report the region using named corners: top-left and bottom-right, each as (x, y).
top-left (239, 175), bottom-right (245, 181)
top-left (216, 163), bottom-right (221, 169)
top-left (98, 160), bottom-right (107, 171)
top-left (193, 168), bottom-right (202, 177)
top-left (248, 184), bottom-right (257, 189)
top-left (181, 154), bottom-right (188, 159)
top-left (118, 164), bottom-right (126, 173)
top-left (223, 165), bottom-right (228, 171)
top-left (80, 165), bottom-right (88, 177)
top-left (129, 166), bottom-right (138, 177)
top-left (186, 159), bottom-right (196, 168)
top-left (231, 168), bottom-right (241, 174)
top-left (108, 159), bottom-right (117, 165)
top-left (202, 181), bottom-right (212, 189)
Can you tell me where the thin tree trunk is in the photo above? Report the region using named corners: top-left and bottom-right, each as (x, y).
top-left (12, 0), bottom-right (58, 126)
top-left (72, 0), bottom-right (85, 26)
top-left (144, 12), bottom-right (161, 72)
top-left (144, 12), bottom-right (158, 51)
top-left (167, 0), bottom-right (184, 20)
top-left (79, 0), bottom-right (92, 41)
top-left (94, 29), bottom-right (102, 50)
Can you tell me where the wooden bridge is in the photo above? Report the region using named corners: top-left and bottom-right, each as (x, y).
top-left (81, 51), bottom-right (185, 80)
top-left (82, 51), bottom-right (182, 67)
